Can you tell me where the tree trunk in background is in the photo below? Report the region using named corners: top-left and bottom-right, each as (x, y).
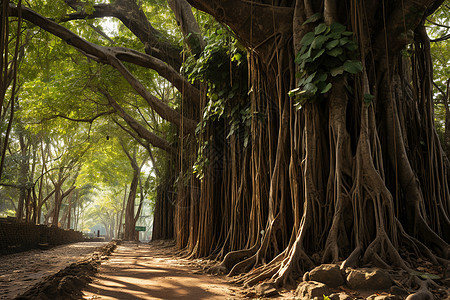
top-left (117, 185), bottom-right (127, 239)
top-left (66, 190), bottom-right (73, 229)
top-left (152, 178), bottom-right (175, 240)
top-left (16, 133), bottom-right (29, 221)
top-left (124, 168), bottom-right (139, 240)
top-left (122, 144), bottom-right (145, 241)
top-left (179, 0), bottom-right (449, 289)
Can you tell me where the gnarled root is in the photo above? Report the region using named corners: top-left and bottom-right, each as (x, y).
top-left (274, 242), bottom-right (314, 287)
top-left (208, 241), bottom-right (260, 275)
top-left (362, 230), bottom-right (410, 270)
top-left (406, 277), bottom-right (436, 300)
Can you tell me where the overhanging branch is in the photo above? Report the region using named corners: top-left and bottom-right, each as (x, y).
top-left (102, 90), bottom-right (175, 153)
top-left (9, 3), bottom-right (198, 132)
top-left (40, 110), bottom-right (115, 123)
top-left (63, 0), bottom-right (182, 69)
top-left (186, 0), bottom-right (293, 50)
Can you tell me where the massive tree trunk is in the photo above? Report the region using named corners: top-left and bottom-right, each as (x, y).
top-left (182, 0), bottom-right (449, 292)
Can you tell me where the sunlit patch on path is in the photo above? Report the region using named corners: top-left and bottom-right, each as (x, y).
top-left (82, 241), bottom-right (238, 300)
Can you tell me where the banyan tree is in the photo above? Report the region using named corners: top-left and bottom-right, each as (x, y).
top-left (4, 0), bottom-right (449, 296)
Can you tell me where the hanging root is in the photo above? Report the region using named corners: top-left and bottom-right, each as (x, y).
top-left (274, 240), bottom-right (315, 287)
top-left (362, 230), bottom-right (410, 270)
top-left (228, 252), bottom-right (258, 276)
top-left (395, 219), bottom-right (443, 266)
top-left (341, 246), bottom-right (362, 270)
top-left (241, 254), bottom-right (285, 286)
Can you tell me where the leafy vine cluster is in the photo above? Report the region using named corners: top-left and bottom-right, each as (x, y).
top-left (290, 17), bottom-right (369, 106)
top-left (182, 35), bottom-right (250, 179)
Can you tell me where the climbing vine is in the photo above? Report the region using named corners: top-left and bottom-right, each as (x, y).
top-left (183, 36), bottom-right (250, 179)
top-left (290, 20), bottom-right (363, 106)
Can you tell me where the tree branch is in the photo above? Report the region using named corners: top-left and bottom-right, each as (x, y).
top-left (373, 0), bottom-right (446, 58)
top-left (40, 110), bottom-right (115, 123)
top-left (186, 0), bottom-right (293, 51)
top-left (430, 33), bottom-right (450, 42)
top-left (426, 18), bottom-right (450, 29)
top-left (64, 0), bottom-right (182, 69)
top-left (168, 0), bottom-right (205, 55)
top-left (113, 117), bottom-right (157, 156)
top-left (107, 56), bottom-right (197, 131)
top-left (102, 90), bottom-right (175, 153)
top-left (9, 4), bottom-right (198, 131)
top-left (112, 47), bottom-right (201, 106)
top-left (62, 185), bottom-right (76, 199)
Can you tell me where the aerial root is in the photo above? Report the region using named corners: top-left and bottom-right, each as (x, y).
top-left (228, 253), bottom-right (257, 276)
top-left (227, 216), bottom-right (283, 277)
top-left (242, 261), bottom-right (281, 286)
top-left (396, 219), bottom-right (447, 266)
top-left (231, 250), bottom-right (285, 284)
top-left (273, 243), bottom-right (314, 287)
top-left (322, 231), bottom-right (340, 263)
top-left (405, 277), bottom-right (437, 300)
top-left (208, 243), bottom-right (259, 275)
top-left (341, 246), bottom-right (362, 269)
top-left (362, 232), bottom-right (410, 270)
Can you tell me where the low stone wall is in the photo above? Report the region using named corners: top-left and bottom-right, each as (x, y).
top-left (0, 219), bottom-right (83, 255)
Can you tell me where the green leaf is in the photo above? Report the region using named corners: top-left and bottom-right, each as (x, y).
top-left (327, 47), bottom-right (343, 57)
top-left (321, 82), bottom-right (332, 93)
top-left (311, 35), bottom-right (328, 49)
top-left (312, 48), bottom-right (326, 60)
top-left (288, 88), bottom-right (300, 97)
top-left (339, 38), bottom-right (350, 46)
top-left (296, 70), bottom-right (307, 80)
top-left (288, 87), bottom-right (306, 97)
top-left (300, 32), bottom-right (316, 46)
top-left (296, 51), bottom-right (310, 63)
top-left (342, 31), bottom-right (354, 36)
top-left (232, 53), bottom-right (242, 62)
top-left (410, 271), bottom-right (441, 280)
top-left (85, 4), bottom-right (95, 15)
top-left (363, 93), bottom-right (375, 104)
top-left (294, 97), bottom-right (308, 109)
top-left (330, 23), bottom-right (346, 34)
top-left (419, 274), bottom-right (441, 280)
top-left (305, 72), bottom-right (317, 84)
top-left (343, 60), bottom-right (363, 74)
top-left (329, 32), bottom-right (342, 40)
top-left (325, 39), bottom-right (339, 50)
top-left (304, 82), bottom-right (318, 94)
top-left (315, 23), bottom-right (328, 35)
top-left (303, 13), bottom-right (323, 25)
top-left (295, 51), bottom-right (303, 63)
top-left (346, 42), bottom-right (358, 52)
top-left (315, 72), bottom-right (327, 82)
top-left (331, 66), bottom-right (344, 76)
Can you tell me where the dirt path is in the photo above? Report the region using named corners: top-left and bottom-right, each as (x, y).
top-left (0, 241), bottom-right (107, 299)
top-left (82, 241), bottom-right (240, 300)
